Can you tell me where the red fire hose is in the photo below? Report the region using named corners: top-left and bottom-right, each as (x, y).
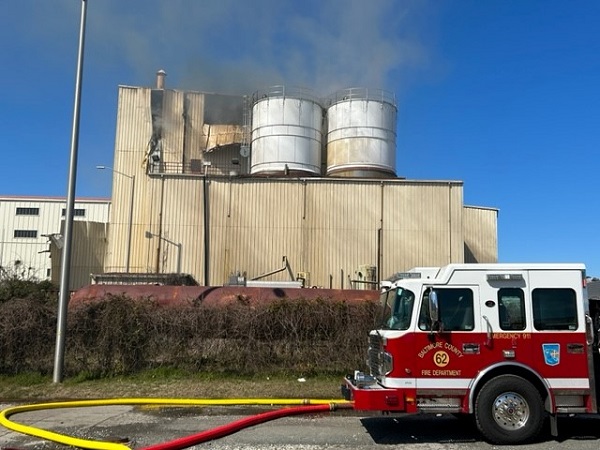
top-left (141, 402), bottom-right (352, 450)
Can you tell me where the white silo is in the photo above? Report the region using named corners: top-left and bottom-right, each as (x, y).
top-left (250, 86), bottom-right (323, 176)
top-left (326, 88), bottom-right (397, 178)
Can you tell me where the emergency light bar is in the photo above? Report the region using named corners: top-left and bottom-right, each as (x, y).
top-left (386, 272), bottom-right (422, 283)
top-left (487, 273), bottom-right (524, 281)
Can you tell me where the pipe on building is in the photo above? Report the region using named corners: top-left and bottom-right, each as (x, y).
top-left (251, 256), bottom-right (292, 281)
top-left (156, 69), bottom-right (166, 89)
top-left (202, 176), bottom-right (210, 285)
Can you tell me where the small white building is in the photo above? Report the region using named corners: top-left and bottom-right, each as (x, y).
top-left (0, 196), bottom-right (110, 283)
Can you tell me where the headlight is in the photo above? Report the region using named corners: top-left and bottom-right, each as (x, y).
top-left (383, 351), bottom-right (393, 375)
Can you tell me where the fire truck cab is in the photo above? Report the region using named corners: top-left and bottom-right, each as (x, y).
top-left (343, 263), bottom-right (600, 444)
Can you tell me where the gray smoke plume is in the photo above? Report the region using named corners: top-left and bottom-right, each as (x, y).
top-left (14, 0), bottom-right (435, 97)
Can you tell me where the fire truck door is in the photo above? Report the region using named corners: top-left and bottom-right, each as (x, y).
top-left (526, 276), bottom-right (591, 392)
top-left (414, 286), bottom-right (481, 389)
top-left (479, 285), bottom-right (533, 372)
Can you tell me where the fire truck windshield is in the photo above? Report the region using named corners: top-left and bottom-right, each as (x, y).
top-left (380, 287), bottom-right (416, 330)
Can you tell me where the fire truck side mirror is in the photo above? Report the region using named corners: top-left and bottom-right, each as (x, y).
top-left (429, 290), bottom-right (440, 326)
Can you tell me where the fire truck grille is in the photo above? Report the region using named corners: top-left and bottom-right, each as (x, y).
top-left (368, 334), bottom-right (383, 377)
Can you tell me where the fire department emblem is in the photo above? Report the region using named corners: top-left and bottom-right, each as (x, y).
top-left (542, 343), bottom-right (560, 366)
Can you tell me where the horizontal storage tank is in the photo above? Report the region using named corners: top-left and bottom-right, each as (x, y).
top-left (250, 86), bottom-right (323, 176)
top-left (326, 88), bottom-right (397, 178)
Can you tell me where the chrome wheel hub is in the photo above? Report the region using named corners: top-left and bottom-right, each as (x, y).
top-left (492, 392), bottom-right (529, 431)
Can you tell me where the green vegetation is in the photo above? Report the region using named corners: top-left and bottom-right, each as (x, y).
top-left (0, 370), bottom-right (345, 401)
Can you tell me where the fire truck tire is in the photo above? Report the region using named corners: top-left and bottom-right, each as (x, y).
top-left (474, 375), bottom-right (545, 444)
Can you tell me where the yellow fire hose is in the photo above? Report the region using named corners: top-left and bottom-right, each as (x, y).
top-left (0, 397), bottom-right (351, 450)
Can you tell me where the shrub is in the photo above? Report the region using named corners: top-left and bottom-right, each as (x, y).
top-left (0, 291), bottom-right (378, 377)
top-left (0, 265), bottom-right (58, 304)
top-left (0, 298), bottom-right (56, 374)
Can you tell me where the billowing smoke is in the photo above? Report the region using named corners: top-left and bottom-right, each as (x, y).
top-left (16, 0), bottom-right (434, 97)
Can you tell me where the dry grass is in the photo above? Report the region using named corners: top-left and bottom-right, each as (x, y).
top-left (0, 374), bottom-right (346, 402)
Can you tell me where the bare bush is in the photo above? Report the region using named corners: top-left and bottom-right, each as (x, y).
top-left (0, 264), bottom-right (58, 304)
top-left (68, 295), bottom-right (159, 376)
top-left (0, 293), bottom-right (378, 377)
top-left (0, 298), bottom-right (56, 374)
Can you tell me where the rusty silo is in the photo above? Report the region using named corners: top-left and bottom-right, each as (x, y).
top-left (325, 88), bottom-right (397, 178)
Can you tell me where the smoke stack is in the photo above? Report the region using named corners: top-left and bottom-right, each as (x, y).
top-left (156, 69), bottom-right (166, 89)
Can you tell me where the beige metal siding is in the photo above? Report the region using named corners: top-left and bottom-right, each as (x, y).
top-left (153, 177), bottom-right (205, 276)
top-left (115, 176), bottom-right (471, 288)
top-left (108, 86), bottom-right (249, 272)
top-left (209, 178), bottom-right (303, 285)
top-left (70, 221), bottom-right (108, 289)
top-left (105, 85), bottom-right (498, 288)
top-left (162, 90), bottom-right (185, 170)
top-left (108, 87), bottom-right (156, 273)
top-left (463, 206), bottom-right (498, 263)
top-left (303, 181), bottom-right (381, 288)
top-left (113, 87), bottom-right (152, 171)
top-left (182, 92), bottom-right (204, 171)
top-left (50, 221), bottom-right (107, 290)
top-left (381, 181), bottom-right (464, 276)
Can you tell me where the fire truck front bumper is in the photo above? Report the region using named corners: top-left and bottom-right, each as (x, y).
top-left (342, 372), bottom-right (407, 412)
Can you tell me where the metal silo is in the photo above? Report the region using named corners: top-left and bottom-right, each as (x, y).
top-left (250, 86), bottom-right (323, 176)
top-left (326, 88), bottom-right (397, 178)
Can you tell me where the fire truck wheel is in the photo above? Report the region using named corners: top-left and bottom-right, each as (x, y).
top-left (474, 375), bottom-right (545, 444)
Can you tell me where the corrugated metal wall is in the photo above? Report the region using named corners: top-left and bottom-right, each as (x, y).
top-left (51, 221), bottom-right (108, 289)
top-left (382, 181), bottom-right (464, 275)
top-left (105, 85), bottom-right (498, 288)
top-left (182, 92), bottom-right (204, 171)
top-left (214, 179), bottom-right (304, 284)
top-left (162, 90), bottom-right (185, 169)
top-left (106, 86), bottom-right (153, 273)
top-left (303, 181), bottom-right (381, 287)
top-left (463, 205), bottom-right (498, 263)
top-left (107, 174), bottom-right (470, 288)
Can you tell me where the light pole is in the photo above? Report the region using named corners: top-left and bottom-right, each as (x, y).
top-left (145, 231), bottom-right (182, 274)
top-left (97, 165), bottom-right (135, 272)
top-left (54, 0), bottom-right (87, 384)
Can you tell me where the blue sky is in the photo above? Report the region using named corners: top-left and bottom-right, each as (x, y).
top-left (1, 1), bottom-right (599, 275)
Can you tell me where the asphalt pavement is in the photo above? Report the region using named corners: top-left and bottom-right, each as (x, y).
top-left (1, 402), bottom-right (600, 450)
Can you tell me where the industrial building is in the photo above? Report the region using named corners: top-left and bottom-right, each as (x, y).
top-left (0, 195), bottom-right (110, 285)
top-left (100, 71), bottom-right (498, 289)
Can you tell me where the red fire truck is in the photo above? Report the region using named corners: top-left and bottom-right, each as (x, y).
top-left (342, 263), bottom-right (600, 444)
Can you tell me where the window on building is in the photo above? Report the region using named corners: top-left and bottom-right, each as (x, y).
top-left (498, 288), bottom-right (526, 330)
top-left (14, 230), bottom-right (38, 238)
top-left (46, 268), bottom-right (51, 278)
top-left (533, 288), bottom-right (578, 331)
top-left (16, 207), bottom-right (40, 216)
top-left (62, 208), bottom-right (86, 217)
